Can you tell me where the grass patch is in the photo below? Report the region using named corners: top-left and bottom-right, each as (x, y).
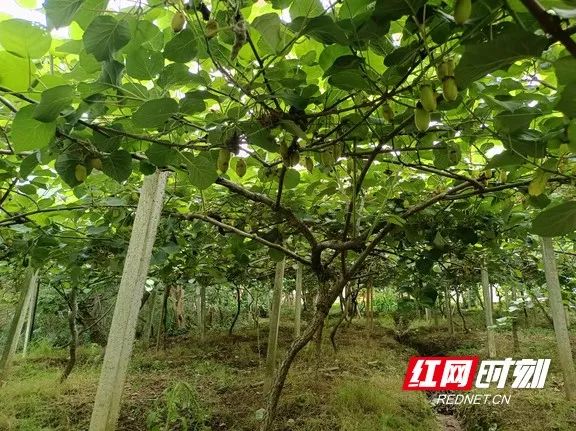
top-left (0, 367), bottom-right (97, 431)
top-left (332, 376), bottom-right (440, 431)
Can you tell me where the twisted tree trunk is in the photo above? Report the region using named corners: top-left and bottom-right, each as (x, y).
top-left (61, 283), bottom-right (78, 382)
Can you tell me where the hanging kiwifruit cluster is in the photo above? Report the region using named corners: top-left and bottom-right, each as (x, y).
top-left (438, 58), bottom-right (459, 103)
top-left (453, 0), bottom-right (472, 25)
top-left (279, 141), bottom-right (300, 167)
top-left (413, 56), bottom-right (462, 132)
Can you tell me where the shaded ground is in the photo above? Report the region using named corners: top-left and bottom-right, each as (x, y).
top-left (0, 321), bottom-right (439, 431)
top-left (1, 312), bottom-right (575, 430)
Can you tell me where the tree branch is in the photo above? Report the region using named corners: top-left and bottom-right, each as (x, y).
top-left (519, 0), bottom-right (576, 57)
top-left (180, 212), bottom-right (310, 265)
top-left (215, 177), bottom-right (317, 247)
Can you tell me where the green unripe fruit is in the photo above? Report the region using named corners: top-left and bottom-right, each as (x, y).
top-left (171, 12), bottom-right (186, 32)
top-left (437, 58), bottom-right (455, 81)
top-left (74, 164), bottom-right (87, 182)
top-left (447, 142), bottom-right (461, 164)
top-left (279, 141), bottom-right (289, 159)
top-left (320, 151), bottom-right (335, 167)
top-left (205, 19), bottom-right (218, 39)
top-left (419, 83), bottom-right (437, 112)
top-left (332, 143), bottom-right (343, 160)
top-left (454, 0), bottom-right (472, 25)
top-left (89, 158), bottom-right (103, 170)
top-left (289, 150), bottom-right (300, 167)
top-left (414, 104), bottom-right (430, 132)
top-left (217, 149), bottom-right (231, 173)
top-left (442, 76), bottom-right (458, 102)
top-left (305, 156), bottom-right (314, 173)
top-left (381, 102), bottom-right (394, 122)
top-left (235, 158), bottom-right (247, 177)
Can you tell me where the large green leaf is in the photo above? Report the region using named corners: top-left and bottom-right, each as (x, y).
top-left (54, 152), bottom-right (84, 187)
top-left (33, 85), bottom-right (74, 122)
top-left (182, 152), bottom-right (218, 190)
top-left (146, 143), bottom-right (178, 167)
top-left (455, 27), bottom-right (549, 88)
top-left (73, 0), bottom-right (109, 30)
top-left (532, 201), bottom-right (576, 237)
top-left (102, 150), bottom-right (132, 182)
top-left (83, 15), bottom-right (131, 61)
top-left (556, 83), bottom-right (576, 118)
top-left (288, 16), bottom-right (348, 45)
top-left (374, 0), bottom-right (427, 20)
top-left (163, 29), bottom-right (198, 63)
top-left (0, 52), bottom-right (32, 92)
top-left (289, 0), bottom-right (324, 18)
top-left (11, 105), bottom-right (57, 152)
top-left (0, 19), bottom-right (51, 58)
top-left (493, 108), bottom-right (538, 134)
top-left (43, 0), bottom-right (84, 29)
top-left (126, 49), bottom-right (164, 80)
top-left (554, 56), bottom-right (576, 85)
top-left (132, 98), bottom-right (179, 128)
top-left (252, 13), bottom-right (288, 53)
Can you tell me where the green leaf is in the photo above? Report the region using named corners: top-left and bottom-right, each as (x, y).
top-left (139, 159), bottom-right (156, 175)
top-left (288, 16), bottom-right (348, 45)
top-left (44, 0), bottom-right (84, 29)
top-left (374, 0), bottom-right (427, 20)
top-left (556, 83), bottom-right (576, 118)
top-left (126, 49), bottom-right (164, 80)
top-left (182, 152), bottom-right (218, 190)
top-left (132, 98), bottom-right (179, 128)
top-left (554, 56), bottom-right (576, 85)
top-left (0, 19), bottom-right (51, 58)
top-left (73, 0), bottom-right (109, 30)
top-left (146, 143), bottom-right (178, 167)
top-left (493, 108), bottom-right (537, 134)
top-left (528, 168), bottom-right (550, 196)
top-left (532, 201), bottom-right (576, 237)
top-left (486, 150), bottom-right (525, 168)
top-left (0, 52), bottom-right (32, 92)
top-left (17, 0), bottom-right (39, 8)
top-left (179, 92), bottom-right (206, 115)
top-left (339, 0), bottom-right (374, 18)
top-left (99, 59), bottom-right (125, 86)
top-left (455, 27), bottom-right (549, 88)
top-left (157, 63), bottom-right (192, 88)
top-left (163, 29), bottom-right (198, 63)
top-left (289, 0), bottom-right (324, 18)
top-left (567, 119), bottom-right (576, 152)
top-left (55, 152), bottom-right (84, 187)
top-left (508, 130), bottom-right (547, 157)
top-left (269, 247), bottom-right (285, 262)
top-left (279, 120), bottom-right (307, 140)
top-left (284, 168), bottom-right (300, 189)
top-left (102, 150), bottom-right (132, 182)
top-left (252, 13), bottom-right (285, 53)
top-left (83, 15), bottom-right (131, 61)
top-left (433, 143), bottom-right (461, 169)
top-left (19, 152), bottom-right (40, 178)
top-left (11, 105), bottom-right (57, 152)
top-left (33, 85), bottom-right (74, 122)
